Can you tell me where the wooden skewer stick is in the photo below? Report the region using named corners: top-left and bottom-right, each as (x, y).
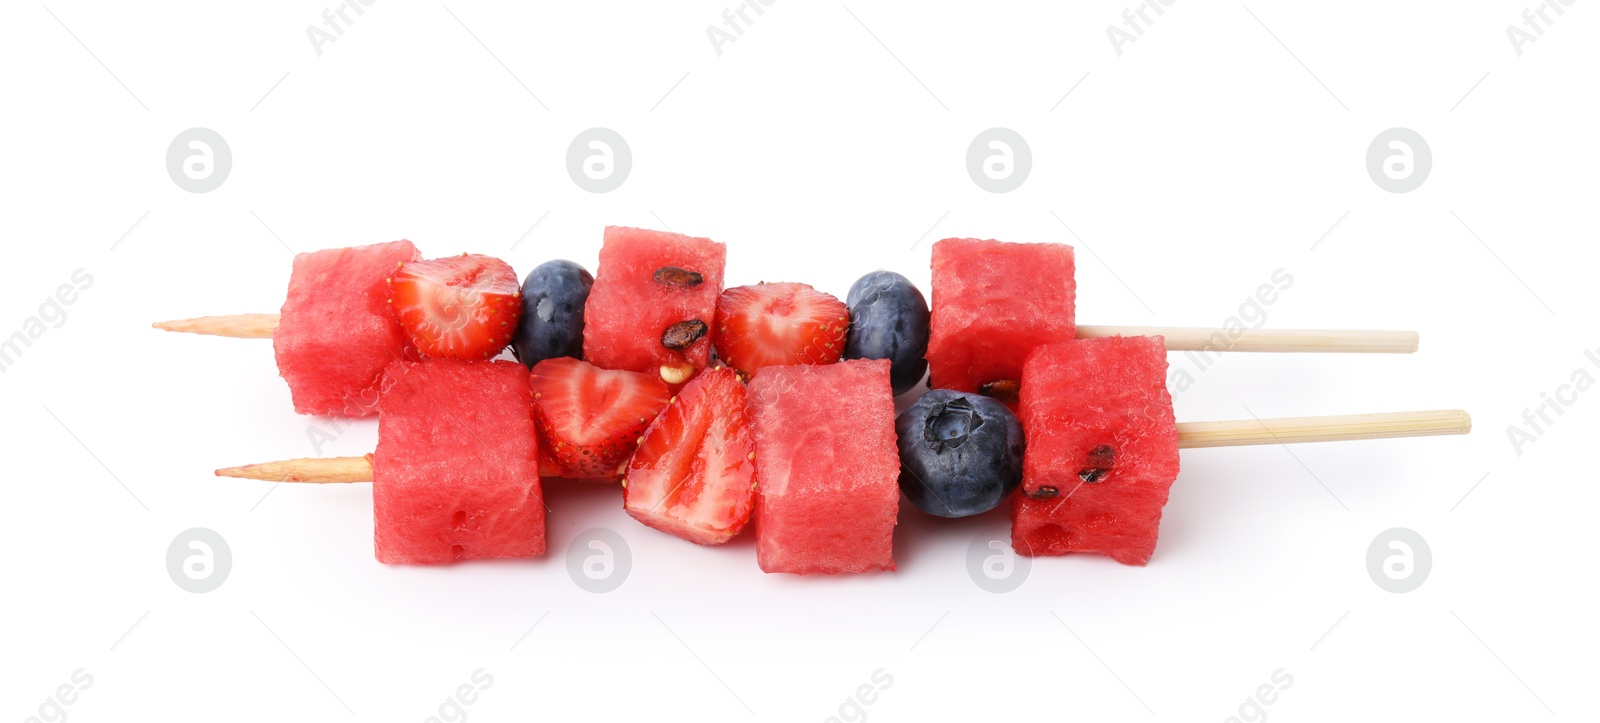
top-left (215, 455), bottom-right (374, 482)
top-left (213, 410), bottom-right (1470, 483)
top-left (153, 314), bottom-right (279, 339)
top-left (158, 313), bottom-right (1419, 353)
top-left (1176, 410), bottom-right (1470, 449)
top-left (1076, 326), bottom-right (1418, 354)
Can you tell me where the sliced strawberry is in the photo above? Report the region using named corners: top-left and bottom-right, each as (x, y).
top-left (624, 367), bottom-right (755, 545)
top-left (713, 282), bottom-right (849, 376)
top-left (529, 357), bottom-right (671, 478)
top-left (390, 254), bottom-right (521, 360)
top-left (537, 444), bottom-right (611, 483)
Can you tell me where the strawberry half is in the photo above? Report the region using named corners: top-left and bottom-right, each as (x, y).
top-left (624, 367), bottom-right (755, 545)
top-left (390, 254), bottom-right (521, 360)
top-left (713, 282), bottom-right (849, 376)
top-left (529, 357), bottom-right (671, 478)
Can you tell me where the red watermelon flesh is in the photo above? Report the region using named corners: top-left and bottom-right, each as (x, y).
top-left (1011, 336), bottom-right (1179, 566)
top-left (926, 238), bottom-right (1075, 397)
top-left (373, 359), bottom-right (545, 564)
top-left (748, 359), bottom-right (899, 574)
top-left (583, 226), bottom-right (725, 386)
top-left (273, 240), bottom-right (421, 417)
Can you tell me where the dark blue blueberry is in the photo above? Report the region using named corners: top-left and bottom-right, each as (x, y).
top-left (843, 270), bottom-right (930, 396)
top-left (895, 390), bottom-right (1024, 518)
top-left (512, 260), bottom-right (593, 369)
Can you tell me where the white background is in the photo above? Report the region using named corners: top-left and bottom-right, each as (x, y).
top-left (2, 2), bottom-right (1595, 721)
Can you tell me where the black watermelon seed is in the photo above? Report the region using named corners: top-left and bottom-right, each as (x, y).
top-left (653, 266), bottom-right (703, 288)
top-left (1078, 445), bottom-right (1115, 483)
top-left (661, 319), bottom-right (709, 350)
top-left (978, 379), bottom-right (1021, 404)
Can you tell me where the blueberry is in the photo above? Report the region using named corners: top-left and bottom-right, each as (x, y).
top-left (843, 270), bottom-right (930, 395)
top-left (512, 260), bottom-right (593, 369)
top-left (895, 390), bottom-right (1024, 518)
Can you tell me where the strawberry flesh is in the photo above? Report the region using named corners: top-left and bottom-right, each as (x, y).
top-left (624, 367), bottom-right (756, 545)
top-left (390, 254), bottom-right (521, 360)
top-left (529, 357), bottom-right (671, 479)
top-left (713, 282), bottom-right (848, 376)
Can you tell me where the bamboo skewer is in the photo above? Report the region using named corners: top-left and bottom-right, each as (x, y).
top-left (1076, 326), bottom-right (1418, 354)
top-left (153, 314), bottom-right (279, 339)
top-left (216, 455), bottom-right (374, 482)
top-left (1175, 410), bottom-right (1470, 449)
top-left (158, 313), bottom-right (1420, 354)
top-left (213, 410), bottom-right (1470, 483)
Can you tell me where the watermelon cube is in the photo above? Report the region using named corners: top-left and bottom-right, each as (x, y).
top-left (1011, 336), bottom-right (1179, 566)
top-left (748, 359), bottom-right (900, 574)
top-left (583, 227), bottom-right (725, 386)
top-left (926, 238), bottom-right (1076, 396)
top-left (372, 359), bottom-right (545, 564)
top-left (272, 240), bottom-right (420, 417)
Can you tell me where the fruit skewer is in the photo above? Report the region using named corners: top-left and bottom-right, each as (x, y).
top-left (215, 409), bottom-right (1470, 484)
top-left (216, 389), bottom-right (1469, 572)
top-left (209, 349), bottom-right (1471, 571)
top-left (164, 231), bottom-right (1468, 571)
top-left (152, 230), bottom-right (1420, 423)
top-left (154, 313), bottom-right (1419, 354)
